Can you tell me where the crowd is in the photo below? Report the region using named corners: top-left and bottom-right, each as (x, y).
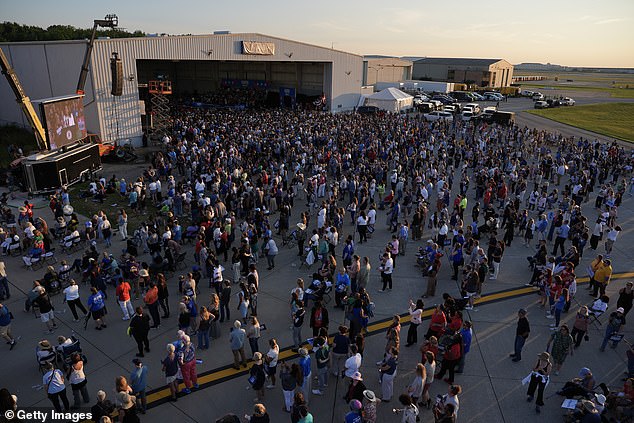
top-left (1, 98), bottom-right (634, 423)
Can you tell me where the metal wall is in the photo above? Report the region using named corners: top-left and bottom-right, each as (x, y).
top-left (90, 33), bottom-right (362, 145)
top-left (0, 41), bottom-right (99, 140)
top-left (1, 34), bottom-right (363, 147)
top-left (363, 58), bottom-right (413, 85)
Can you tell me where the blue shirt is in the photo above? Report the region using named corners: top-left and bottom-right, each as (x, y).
top-left (345, 411), bottom-right (363, 423)
top-left (460, 328), bottom-right (473, 354)
top-left (558, 224), bottom-right (570, 239)
top-left (299, 356), bottom-right (311, 377)
top-left (0, 305), bottom-right (11, 326)
top-left (87, 291), bottom-right (106, 312)
top-left (130, 365), bottom-right (148, 392)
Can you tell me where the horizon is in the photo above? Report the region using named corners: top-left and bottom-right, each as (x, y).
top-left (2, 0), bottom-right (633, 68)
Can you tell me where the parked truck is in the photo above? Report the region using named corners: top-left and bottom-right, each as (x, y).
top-left (407, 80), bottom-right (454, 94)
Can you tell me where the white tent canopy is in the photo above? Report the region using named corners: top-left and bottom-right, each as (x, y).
top-left (365, 87), bottom-right (413, 113)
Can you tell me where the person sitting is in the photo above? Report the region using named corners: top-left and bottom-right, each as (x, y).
top-left (43, 266), bottom-right (60, 293)
top-left (557, 367), bottom-right (596, 399)
top-left (55, 335), bottom-right (75, 354)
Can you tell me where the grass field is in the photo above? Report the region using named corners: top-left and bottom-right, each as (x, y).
top-left (527, 102), bottom-right (634, 142)
top-left (515, 70), bottom-right (634, 98)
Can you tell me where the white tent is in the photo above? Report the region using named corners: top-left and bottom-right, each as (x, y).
top-left (365, 87), bottom-right (413, 113)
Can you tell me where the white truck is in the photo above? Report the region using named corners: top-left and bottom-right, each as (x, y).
top-left (408, 80), bottom-right (454, 94)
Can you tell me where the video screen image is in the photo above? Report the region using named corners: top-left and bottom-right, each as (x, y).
top-left (42, 97), bottom-right (87, 150)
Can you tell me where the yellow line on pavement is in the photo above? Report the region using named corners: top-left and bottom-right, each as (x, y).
top-left (144, 271), bottom-right (634, 406)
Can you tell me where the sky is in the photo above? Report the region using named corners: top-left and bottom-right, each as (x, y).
top-left (3, 0), bottom-right (634, 68)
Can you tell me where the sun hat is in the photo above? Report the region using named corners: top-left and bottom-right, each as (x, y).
top-left (351, 371), bottom-right (363, 381)
top-left (253, 352), bottom-right (263, 365)
top-left (139, 269), bottom-right (149, 277)
top-left (363, 390), bottom-right (377, 402)
top-left (617, 307), bottom-right (625, 314)
top-left (38, 340), bottom-right (51, 349)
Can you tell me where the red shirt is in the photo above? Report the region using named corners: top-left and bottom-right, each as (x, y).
top-left (116, 282), bottom-right (131, 301)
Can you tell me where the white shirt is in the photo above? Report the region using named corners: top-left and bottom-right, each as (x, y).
top-left (344, 353), bottom-right (362, 377)
top-left (43, 369), bottom-right (66, 394)
top-left (267, 346), bottom-right (279, 367)
top-left (383, 257), bottom-right (394, 274)
top-left (63, 284), bottom-right (80, 301)
top-left (367, 209), bottom-right (377, 225)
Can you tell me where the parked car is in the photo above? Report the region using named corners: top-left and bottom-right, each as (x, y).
top-left (483, 92), bottom-right (504, 101)
top-left (460, 111), bottom-right (477, 121)
top-left (532, 92), bottom-right (544, 101)
top-left (423, 111), bottom-right (454, 122)
top-left (520, 89), bottom-right (535, 97)
top-left (443, 105), bottom-right (457, 113)
top-left (560, 97), bottom-right (575, 106)
top-left (432, 95), bottom-right (456, 105)
top-left (463, 103), bottom-right (481, 114)
top-left (470, 92), bottom-right (485, 101)
top-left (534, 101), bottom-right (548, 109)
top-left (428, 99), bottom-right (443, 110)
top-left (417, 102), bottom-right (436, 113)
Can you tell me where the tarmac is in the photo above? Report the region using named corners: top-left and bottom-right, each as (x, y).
top-left (1, 110), bottom-right (633, 422)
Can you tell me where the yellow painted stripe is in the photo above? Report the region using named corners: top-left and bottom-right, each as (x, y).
top-left (144, 271), bottom-right (634, 406)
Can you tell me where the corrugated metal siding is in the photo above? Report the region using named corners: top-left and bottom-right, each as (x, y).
top-left (90, 34), bottom-right (362, 142)
top-left (1, 34), bottom-right (362, 145)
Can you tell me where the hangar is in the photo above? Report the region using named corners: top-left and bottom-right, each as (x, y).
top-left (0, 33), bottom-right (363, 147)
top-left (412, 57), bottom-right (514, 88)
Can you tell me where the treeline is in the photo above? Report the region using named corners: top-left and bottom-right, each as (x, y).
top-left (0, 21), bottom-right (145, 42)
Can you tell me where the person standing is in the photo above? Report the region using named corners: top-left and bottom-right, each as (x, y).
top-left (546, 324), bottom-right (574, 375)
top-left (552, 220), bottom-right (570, 257)
top-left (230, 320), bottom-right (247, 369)
top-left (592, 259), bottom-right (612, 298)
top-left (43, 362), bottom-right (70, 412)
top-left (68, 352), bottom-right (90, 409)
top-left (406, 299), bottom-right (424, 347)
top-left (511, 308), bottom-right (530, 362)
top-left (292, 301), bottom-right (306, 351)
top-left (178, 335), bottom-right (198, 394)
top-left (219, 280), bottom-right (232, 323)
top-left (63, 279), bottom-right (88, 322)
top-left (357, 257), bottom-right (371, 292)
top-left (129, 359), bottom-right (148, 414)
top-left (456, 321), bottom-right (472, 373)
top-left (617, 281), bottom-right (634, 317)
top-left (406, 364), bottom-right (425, 405)
top-left (309, 300), bottom-right (329, 337)
top-left (128, 306), bottom-right (150, 358)
top-left (118, 209), bottom-right (128, 241)
top-left (331, 326), bottom-right (351, 377)
top-left (157, 273), bottom-right (170, 318)
top-left (525, 352), bottom-right (552, 414)
top-left (378, 252), bottom-right (394, 292)
top-left (378, 347), bottom-right (398, 402)
top-left (298, 348), bottom-right (312, 404)
top-left (34, 287), bottom-right (58, 334)
top-left (0, 302), bottom-right (17, 350)
top-left (87, 287), bottom-right (107, 331)
top-left (279, 361), bottom-right (297, 412)
top-left (264, 338), bottom-right (280, 389)
top-left (143, 283), bottom-right (160, 329)
top-left (249, 353), bottom-right (266, 403)
top-left (116, 279), bottom-right (134, 321)
top-left (264, 236), bottom-right (278, 270)
top-left (600, 307), bottom-right (626, 351)
top-left (0, 260), bottom-right (10, 300)
top-left (571, 306), bottom-right (590, 349)
top-left (162, 344), bottom-right (179, 402)
top-left (312, 337), bottom-right (330, 396)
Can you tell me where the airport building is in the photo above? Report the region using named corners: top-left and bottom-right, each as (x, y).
top-left (412, 57), bottom-right (514, 88)
top-left (0, 33), bottom-right (363, 146)
top-left (362, 56), bottom-right (413, 86)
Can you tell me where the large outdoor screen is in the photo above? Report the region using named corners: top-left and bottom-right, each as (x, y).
top-left (41, 96), bottom-right (87, 150)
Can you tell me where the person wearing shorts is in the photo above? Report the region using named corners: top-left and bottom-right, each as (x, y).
top-left (34, 288), bottom-right (57, 333)
top-left (87, 287), bottom-right (107, 330)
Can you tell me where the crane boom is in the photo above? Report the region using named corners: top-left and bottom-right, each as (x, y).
top-left (0, 47), bottom-right (48, 151)
top-left (76, 14), bottom-right (118, 95)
